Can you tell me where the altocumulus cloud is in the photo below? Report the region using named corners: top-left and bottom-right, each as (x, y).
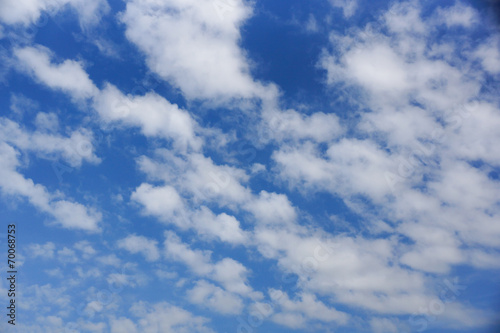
top-left (0, 0), bottom-right (499, 332)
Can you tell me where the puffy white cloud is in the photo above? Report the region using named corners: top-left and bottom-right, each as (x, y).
top-left (0, 0), bottom-right (109, 27)
top-left (136, 149), bottom-right (251, 208)
top-left (34, 112), bottom-right (58, 132)
top-left (260, 107), bottom-right (344, 144)
top-left (244, 190), bottom-right (297, 227)
top-left (269, 289), bottom-right (349, 327)
top-left (119, 0), bottom-right (269, 103)
top-left (14, 46), bottom-right (98, 99)
top-left (0, 116), bottom-right (100, 167)
top-left (13, 45), bottom-right (205, 152)
top-left (191, 207), bottom-right (248, 245)
top-left (73, 241), bottom-right (97, 259)
top-left (93, 84), bottom-right (202, 151)
top-left (435, 2), bottom-right (479, 28)
top-left (0, 142), bottom-right (101, 232)
top-left (117, 234), bottom-right (160, 262)
top-left (369, 317), bottom-right (399, 333)
top-left (328, 0), bottom-right (357, 18)
top-left (96, 254), bottom-right (121, 267)
top-left (132, 183), bottom-right (249, 245)
top-left (473, 37), bottom-right (500, 74)
top-left (131, 184), bottom-right (186, 225)
top-left (163, 231), bottom-right (214, 276)
top-left (56, 247), bottom-right (78, 263)
top-left (187, 280), bottom-right (243, 315)
top-left (110, 317), bottom-right (137, 333)
top-left (299, 0), bottom-right (500, 274)
top-left (212, 257), bottom-right (254, 296)
top-left (127, 301), bottom-right (214, 333)
top-left (163, 231), bottom-right (259, 298)
top-left (28, 242), bottom-right (56, 258)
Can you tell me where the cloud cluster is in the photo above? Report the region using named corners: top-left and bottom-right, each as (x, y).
top-left (2, 0), bottom-right (500, 331)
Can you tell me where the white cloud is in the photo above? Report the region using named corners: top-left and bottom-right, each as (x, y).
top-left (106, 272), bottom-right (146, 288)
top-left (261, 107), bottom-right (344, 144)
top-left (269, 289), bottom-right (349, 327)
top-left (96, 254), bottom-right (121, 267)
top-left (136, 150), bottom-right (251, 208)
top-left (110, 317), bottom-right (137, 333)
top-left (73, 241), bottom-right (97, 259)
top-left (212, 257), bottom-right (253, 296)
top-left (244, 190), bottom-right (297, 227)
top-left (305, 14), bottom-right (318, 33)
top-left (329, 0), bottom-right (357, 18)
top-left (132, 183), bottom-right (248, 245)
top-left (163, 231), bottom-right (214, 276)
top-left (131, 184), bottom-right (186, 225)
top-left (20, 284), bottom-right (71, 314)
top-left (119, 0), bottom-right (269, 103)
top-left (187, 280), bottom-right (243, 315)
top-left (14, 45), bottom-right (98, 99)
top-left (93, 84), bottom-right (202, 151)
top-left (0, 116), bottom-right (100, 167)
top-left (13, 45), bottom-right (204, 152)
top-left (127, 301), bottom-right (214, 333)
top-left (383, 0), bottom-right (427, 34)
top-left (57, 247), bottom-right (78, 263)
top-left (34, 112), bottom-right (58, 132)
top-left (117, 234), bottom-right (160, 262)
top-left (247, 3), bottom-right (500, 327)
top-left (192, 207), bottom-right (248, 245)
top-left (435, 2), bottom-right (479, 28)
top-left (473, 37), bottom-right (500, 75)
top-left (28, 242), bottom-right (56, 258)
top-left (163, 231), bottom-right (259, 298)
top-left (369, 317), bottom-right (399, 333)
top-left (0, 0), bottom-right (109, 27)
top-left (0, 142), bottom-right (101, 232)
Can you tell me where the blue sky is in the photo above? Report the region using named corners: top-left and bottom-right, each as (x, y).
top-left (0, 0), bottom-right (500, 332)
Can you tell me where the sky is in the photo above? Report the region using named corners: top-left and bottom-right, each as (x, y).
top-left (0, 0), bottom-right (500, 332)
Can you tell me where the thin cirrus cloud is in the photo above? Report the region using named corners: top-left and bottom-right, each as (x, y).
top-left (0, 0), bottom-right (499, 332)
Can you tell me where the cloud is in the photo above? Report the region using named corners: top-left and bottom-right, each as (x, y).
top-left (244, 190), bottom-right (297, 227)
top-left (187, 280), bottom-right (244, 315)
top-left (0, 142), bottom-right (101, 232)
top-left (34, 112), bottom-right (59, 132)
top-left (117, 234), bottom-right (160, 262)
top-left (110, 317), bottom-right (136, 333)
top-left (14, 45), bottom-right (98, 99)
top-left (473, 37), bottom-right (500, 75)
top-left (435, 2), bottom-right (479, 28)
top-left (125, 301), bottom-right (215, 333)
top-left (163, 231), bottom-right (214, 276)
top-left (191, 207), bottom-right (248, 245)
top-left (329, 0), bottom-right (357, 18)
top-left (119, 0), bottom-right (269, 103)
top-left (0, 0), bottom-right (109, 27)
top-left (163, 231), bottom-right (259, 298)
top-left (96, 254), bottom-right (121, 267)
top-left (260, 107), bottom-right (344, 144)
top-left (269, 289), bottom-right (349, 327)
top-left (369, 317), bottom-right (399, 333)
top-left (93, 84), bottom-right (202, 151)
top-left (28, 242), bottom-right (56, 258)
top-left (136, 150), bottom-right (251, 208)
top-left (0, 116), bottom-right (100, 167)
top-left (13, 46), bottom-right (204, 152)
top-left (73, 241), bottom-right (97, 259)
top-left (309, 0), bottom-right (500, 273)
